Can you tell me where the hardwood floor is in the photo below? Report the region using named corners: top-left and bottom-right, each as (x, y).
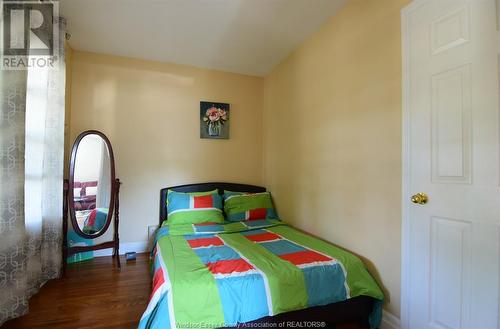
top-left (3, 253), bottom-right (366, 329)
top-left (3, 254), bottom-right (150, 329)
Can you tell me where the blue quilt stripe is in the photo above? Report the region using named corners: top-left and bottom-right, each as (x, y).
top-left (240, 229), bottom-right (267, 236)
top-left (138, 293), bottom-right (171, 329)
top-left (303, 264), bottom-right (347, 307)
top-left (154, 227), bottom-right (170, 244)
top-left (227, 212), bottom-right (246, 221)
top-left (216, 275), bottom-right (269, 325)
top-left (211, 194), bottom-right (223, 209)
top-left (167, 193), bottom-right (190, 214)
top-left (266, 208), bottom-right (278, 218)
top-left (184, 233), bottom-right (215, 240)
top-left (194, 224), bottom-right (224, 233)
top-left (194, 245), bottom-right (241, 264)
top-left (243, 220), bottom-right (272, 228)
top-left (154, 255), bottom-right (161, 272)
top-left (259, 240), bottom-right (306, 256)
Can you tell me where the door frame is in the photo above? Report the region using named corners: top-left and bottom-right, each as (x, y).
top-left (400, 1), bottom-right (430, 328)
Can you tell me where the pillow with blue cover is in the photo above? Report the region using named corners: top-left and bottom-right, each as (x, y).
top-left (166, 189), bottom-right (223, 225)
top-left (223, 191), bottom-right (279, 221)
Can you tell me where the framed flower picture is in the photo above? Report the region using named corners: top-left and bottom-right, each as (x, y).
top-left (200, 101), bottom-right (230, 139)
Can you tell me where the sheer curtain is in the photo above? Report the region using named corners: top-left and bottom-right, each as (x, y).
top-left (0, 18), bottom-right (66, 325)
top-left (96, 140), bottom-right (111, 209)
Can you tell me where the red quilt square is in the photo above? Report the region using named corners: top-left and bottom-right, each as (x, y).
top-left (150, 267), bottom-right (165, 301)
top-left (193, 195), bottom-right (213, 208)
top-left (187, 237), bottom-right (224, 248)
top-left (245, 232), bottom-right (280, 242)
top-left (195, 222), bottom-right (219, 226)
top-left (247, 208), bottom-right (267, 220)
top-left (279, 250), bottom-right (332, 266)
top-left (207, 259), bottom-right (254, 275)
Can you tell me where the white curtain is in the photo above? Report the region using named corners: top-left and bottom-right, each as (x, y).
top-left (0, 18), bottom-right (66, 325)
top-left (96, 140), bottom-right (111, 209)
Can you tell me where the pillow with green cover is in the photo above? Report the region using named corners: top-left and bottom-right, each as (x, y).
top-left (223, 191), bottom-right (279, 221)
top-left (166, 189), bottom-right (223, 225)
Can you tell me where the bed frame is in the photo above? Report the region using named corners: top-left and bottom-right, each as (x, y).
top-left (159, 182), bottom-right (375, 328)
top-left (159, 182), bottom-right (266, 225)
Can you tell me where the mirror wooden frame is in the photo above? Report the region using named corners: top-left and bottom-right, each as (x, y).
top-left (68, 130), bottom-right (116, 238)
top-left (63, 130), bottom-right (121, 273)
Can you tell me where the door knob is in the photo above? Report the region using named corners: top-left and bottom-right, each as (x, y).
top-left (411, 193), bottom-right (428, 205)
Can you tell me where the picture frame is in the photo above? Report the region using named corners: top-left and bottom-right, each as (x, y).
top-left (200, 101), bottom-right (230, 139)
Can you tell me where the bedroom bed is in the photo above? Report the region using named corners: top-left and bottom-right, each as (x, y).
top-left (139, 182), bottom-right (383, 329)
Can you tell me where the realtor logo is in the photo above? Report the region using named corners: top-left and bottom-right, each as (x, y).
top-left (2, 1), bottom-right (60, 69)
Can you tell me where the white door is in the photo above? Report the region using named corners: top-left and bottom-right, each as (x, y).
top-left (402, 1), bottom-right (500, 329)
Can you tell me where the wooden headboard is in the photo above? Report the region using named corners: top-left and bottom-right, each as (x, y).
top-left (159, 182), bottom-right (266, 226)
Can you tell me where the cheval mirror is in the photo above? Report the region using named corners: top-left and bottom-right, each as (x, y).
top-left (63, 130), bottom-right (121, 273)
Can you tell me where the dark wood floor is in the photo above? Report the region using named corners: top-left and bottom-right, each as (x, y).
top-left (3, 254), bottom-right (150, 329)
top-left (3, 253), bottom-right (366, 329)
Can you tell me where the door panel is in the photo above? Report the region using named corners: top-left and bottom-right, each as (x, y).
top-left (431, 64), bottom-right (472, 183)
top-left (403, 1), bottom-right (499, 328)
top-left (431, 5), bottom-right (470, 55)
top-left (429, 217), bottom-right (471, 329)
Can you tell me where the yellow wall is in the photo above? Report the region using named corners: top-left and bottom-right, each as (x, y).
top-left (69, 51), bottom-right (264, 244)
top-left (263, 0), bottom-right (408, 316)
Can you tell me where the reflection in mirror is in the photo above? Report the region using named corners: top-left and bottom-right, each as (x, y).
top-left (73, 134), bottom-right (112, 235)
top-left (64, 129), bottom-right (120, 272)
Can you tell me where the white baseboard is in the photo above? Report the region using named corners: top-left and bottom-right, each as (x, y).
top-left (380, 310), bottom-right (400, 329)
top-left (93, 241), bottom-right (149, 257)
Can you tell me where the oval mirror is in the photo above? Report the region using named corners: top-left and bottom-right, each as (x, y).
top-left (68, 130), bottom-right (116, 238)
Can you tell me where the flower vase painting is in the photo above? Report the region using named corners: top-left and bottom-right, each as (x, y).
top-left (200, 101), bottom-right (230, 139)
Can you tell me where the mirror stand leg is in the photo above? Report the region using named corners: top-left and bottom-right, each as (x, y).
top-left (116, 247), bottom-right (121, 268)
top-left (114, 179), bottom-right (121, 269)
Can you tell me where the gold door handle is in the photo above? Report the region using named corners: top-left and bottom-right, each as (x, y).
top-left (411, 193), bottom-right (428, 205)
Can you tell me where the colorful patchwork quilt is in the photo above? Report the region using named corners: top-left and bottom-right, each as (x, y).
top-left (139, 220), bottom-right (383, 329)
top-left (82, 208), bottom-right (108, 234)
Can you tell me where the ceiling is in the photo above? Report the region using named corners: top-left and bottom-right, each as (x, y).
top-left (60, 0), bottom-right (346, 76)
